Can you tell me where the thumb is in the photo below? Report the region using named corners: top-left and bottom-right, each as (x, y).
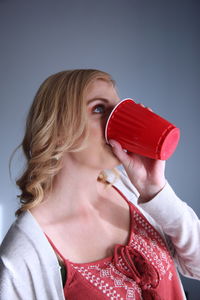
top-left (109, 139), bottom-right (131, 166)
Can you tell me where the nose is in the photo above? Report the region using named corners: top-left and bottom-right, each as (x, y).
top-left (107, 105), bottom-right (115, 119)
top-left (101, 102), bottom-right (118, 140)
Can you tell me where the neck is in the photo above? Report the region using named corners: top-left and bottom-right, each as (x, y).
top-left (31, 154), bottom-right (110, 222)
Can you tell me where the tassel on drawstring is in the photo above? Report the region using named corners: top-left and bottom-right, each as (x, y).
top-left (113, 244), bottom-right (161, 299)
top-left (142, 289), bottom-right (162, 300)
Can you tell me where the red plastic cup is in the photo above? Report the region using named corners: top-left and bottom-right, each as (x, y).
top-left (105, 98), bottom-right (180, 160)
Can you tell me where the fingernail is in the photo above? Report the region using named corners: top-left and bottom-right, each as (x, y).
top-left (109, 140), bottom-right (115, 147)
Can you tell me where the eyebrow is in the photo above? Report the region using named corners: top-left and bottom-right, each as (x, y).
top-left (87, 98), bottom-right (109, 105)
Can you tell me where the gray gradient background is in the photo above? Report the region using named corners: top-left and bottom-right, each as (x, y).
top-left (0, 0), bottom-right (199, 297)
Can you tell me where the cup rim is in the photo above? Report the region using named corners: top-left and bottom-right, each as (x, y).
top-left (105, 98), bottom-right (135, 143)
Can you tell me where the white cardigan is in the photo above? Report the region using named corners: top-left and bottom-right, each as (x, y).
top-left (0, 168), bottom-right (200, 300)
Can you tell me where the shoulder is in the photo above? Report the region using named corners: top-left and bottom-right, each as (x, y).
top-left (1, 211), bottom-right (45, 256)
top-left (0, 212), bottom-right (33, 259)
top-left (105, 166), bottom-right (139, 201)
top-left (105, 166), bottom-right (168, 239)
top-left (0, 211), bottom-right (65, 299)
top-left (0, 211), bottom-right (58, 274)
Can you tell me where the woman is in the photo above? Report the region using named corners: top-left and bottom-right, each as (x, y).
top-left (0, 69), bottom-right (200, 299)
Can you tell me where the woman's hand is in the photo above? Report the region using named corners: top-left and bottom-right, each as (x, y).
top-left (109, 139), bottom-right (166, 203)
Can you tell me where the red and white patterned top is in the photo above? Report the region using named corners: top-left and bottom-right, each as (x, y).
top-left (47, 186), bottom-right (184, 300)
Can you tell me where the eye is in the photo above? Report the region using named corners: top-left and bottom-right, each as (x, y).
top-left (92, 104), bottom-right (106, 114)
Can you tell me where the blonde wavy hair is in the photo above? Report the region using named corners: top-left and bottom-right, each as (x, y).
top-left (10, 69), bottom-right (120, 216)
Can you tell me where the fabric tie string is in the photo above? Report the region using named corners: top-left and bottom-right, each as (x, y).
top-left (113, 244), bottom-right (161, 300)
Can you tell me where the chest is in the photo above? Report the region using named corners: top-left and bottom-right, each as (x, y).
top-left (45, 190), bottom-right (131, 264)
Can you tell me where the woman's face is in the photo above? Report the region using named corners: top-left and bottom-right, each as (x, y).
top-left (67, 79), bottom-right (121, 170)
